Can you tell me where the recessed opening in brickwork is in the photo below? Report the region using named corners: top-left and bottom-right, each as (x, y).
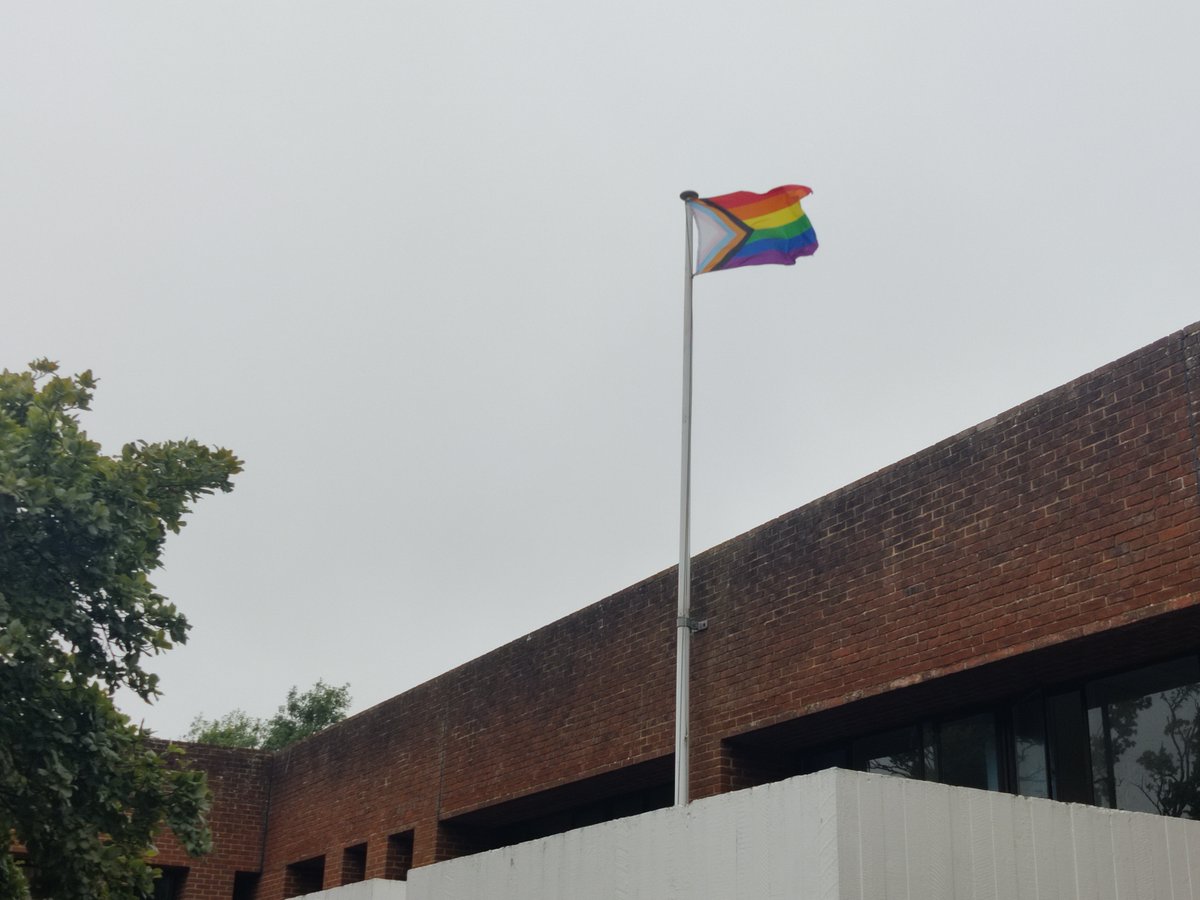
top-left (384, 830), bottom-right (414, 880)
top-left (232, 871), bottom-right (260, 900)
top-left (340, 842), bottom-right (367, 885)
top-left (151, 866), bottom-right (187, 900)
top-left (725, 605), bottom-right (1200, 792)
top-left (724, 622), bottom-right (1200, 822)
top-left (283, 855), bottom-right (324, 898)
top-left (440, 756), bottom-right (673, 858)
top-left (469, 781), bottom-right (672, 850)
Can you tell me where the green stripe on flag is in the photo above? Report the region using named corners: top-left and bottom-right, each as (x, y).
top-left (746, 215), bottom-right (812, 243)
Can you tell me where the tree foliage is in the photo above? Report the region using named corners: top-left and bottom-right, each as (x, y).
top-left (0, 360), bottom-right (241, 899)
top-left (183, 709), bottom-right (264, 750)
top-left (186, 680), bottom-right (351, 751)
top-left (262, 681), bottom-right (351, 751)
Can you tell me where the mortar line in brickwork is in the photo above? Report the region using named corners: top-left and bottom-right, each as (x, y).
top-left (1178, 328), bottom-right (1200, 510)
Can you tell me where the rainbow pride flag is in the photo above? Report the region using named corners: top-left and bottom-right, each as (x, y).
top-left (687, 185), bottom-right (817, 274)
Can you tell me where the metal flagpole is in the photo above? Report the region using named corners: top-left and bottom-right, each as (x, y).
top-left (675, 190), bottom-right (699, 807)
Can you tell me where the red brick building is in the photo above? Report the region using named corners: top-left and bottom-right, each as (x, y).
top-left (158, 322), bottom-right (1200, 898)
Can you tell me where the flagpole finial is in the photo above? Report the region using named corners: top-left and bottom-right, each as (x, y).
top-left (680, 190), bottom-right (699, 201)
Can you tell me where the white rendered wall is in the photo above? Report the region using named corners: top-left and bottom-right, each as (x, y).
top-left (408, 768), bottom-right (1200, 900)
top-left (409, 769), bottom-right (839, 900)
top-left (835, 768), bottom-right (1200, 899)
top-left (300, 879), bottom-right (407, 900)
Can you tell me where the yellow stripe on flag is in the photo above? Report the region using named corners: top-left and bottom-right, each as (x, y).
top-left (741, 203), bottom-right (803, 230)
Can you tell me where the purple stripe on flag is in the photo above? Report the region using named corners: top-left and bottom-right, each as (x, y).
top-left (718, 244), bottom-right (819, 271)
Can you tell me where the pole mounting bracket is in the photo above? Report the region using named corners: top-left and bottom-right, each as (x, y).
top-left (677, 616), bottom-right (708, 632)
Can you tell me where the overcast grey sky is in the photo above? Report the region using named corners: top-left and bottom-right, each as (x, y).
top-left (3, 1), bottom-right (1198, 739)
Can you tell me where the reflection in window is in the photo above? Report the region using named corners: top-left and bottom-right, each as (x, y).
top-left (1086, 657), bottom-right (1200, 818)
top-left (849, 715), bottom-right (1000, 791)
top-left (795, 745), bottom-right (848, 777)
top-left (852, 725), bottom-right (928, 780)
top-left (1013, 696), bottom-right (1050, 798)
top-left (791, 653), bottom-right (1200, 821)
top-left (1045, 690), bottom-right (1093, 804)
top-left (939, 713), bottom-right (999, 791)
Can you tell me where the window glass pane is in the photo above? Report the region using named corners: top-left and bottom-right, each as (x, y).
top-left (938, 713), bottom-right (999, 791)
top-left (1013, 696), bottom-right (1050, 798)
top-left (1087, 704), bottom-right (1114, 808)
top-left (1085, 656), bottom-right (1200, 818)
top-left (1045, 690), bottom-right (1093, 804)
top-left (796, 745), bottom-right (849, 776)
top-left (852, 725), bottom-right (925, 779)
top-left (923, 723), bottom-right (939, 784)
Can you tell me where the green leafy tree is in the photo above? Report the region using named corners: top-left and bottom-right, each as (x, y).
top-left (183, 710), bottom-right (264, 749)
top-left (262, 680), bottom-right (351, 750)
top-left (185, 680), bottom-right (350, 751)
top-left (0, 360), bottom-right (241, 899)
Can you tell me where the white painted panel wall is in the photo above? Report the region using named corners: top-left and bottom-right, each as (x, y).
top-left (410, 769), bottom-right (841, 900)
top-left (407, 769), bottom-right (1200, 900)
top-left (838, 771), bottom-right (1200, 899)
top-left (300, 878), bottom-right (407, 900)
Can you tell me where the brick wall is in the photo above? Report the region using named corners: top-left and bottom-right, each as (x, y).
top-left (152, 743), bottom-right (271, 900)
top-left (172, 323), bottom-right (1200, 898)
top-left (689, 324), bottom-right (1200, 796)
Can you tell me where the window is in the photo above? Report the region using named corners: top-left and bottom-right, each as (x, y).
top-left (476, 783), bottom-right (673, 850)
top-left (789, 652), bottom-right (1200, 821)
top-left (1011, 694), bottom-right (1050, 798)
top-left (848, 714), bottom-right (997, 791)
top-left (1085, 656), bottom-right (1200, 817)
top-left (937, 712), bottom-right (999, 791)
top-left (1044, 689), bottom-right (1093, 803)
top-left (852, 725), bottom-right (930, 780)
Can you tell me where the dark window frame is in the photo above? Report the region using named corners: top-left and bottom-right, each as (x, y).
top-left (789, 650), bottom-right (1200, 819)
